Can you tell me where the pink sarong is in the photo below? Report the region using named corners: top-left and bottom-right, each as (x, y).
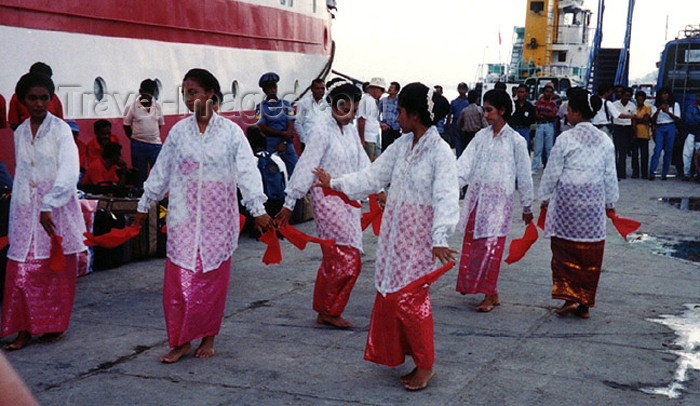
top-left (456, 209), bottom-right (506, 295)
top-left (2, 246), bottom-right (78, 336)
top-left (163, 256), bottom-right (231, 348)
top-left (313, 245), bottom-right (361, 317)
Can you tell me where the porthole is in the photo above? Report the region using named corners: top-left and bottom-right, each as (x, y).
top-left (154, 78), bottom-right (162, 100)
top-left (231, 80), bottom-right (239, 99)
top-left (93, 77), bottom-right (107, 102)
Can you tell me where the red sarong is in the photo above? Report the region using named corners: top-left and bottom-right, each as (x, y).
top-left (551, 237), bottom-right (605, 307)
top-left (364, 288), bottom-right (434, 369)
top-left (163, 256), bottom-right (231, 348)
top-left (456, 209), bottom-right (506, 295)
top-left (313, 245), bottom-right (362, 317)
top-left (2, 247), bottom-right (78, 336)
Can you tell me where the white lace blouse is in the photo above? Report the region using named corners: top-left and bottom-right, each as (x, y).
top-left (137, 113), bottom-right (267, 272)
top-left (331, 126), bottom-right (459, 295)
top-left (8, 113), bottom-right (86, 261)
top-left (284, 112), bottom-right (370, 251)
top-left (456, 124), bottom-right (533, 238)
top-left (538, 122), bottom-right (619, 241)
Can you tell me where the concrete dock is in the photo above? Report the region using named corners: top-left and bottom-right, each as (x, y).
top-left (2, 175), bottom-right (699, 405)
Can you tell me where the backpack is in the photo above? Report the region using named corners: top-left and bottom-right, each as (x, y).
top-left (256, 151), bottom-right (286, 200)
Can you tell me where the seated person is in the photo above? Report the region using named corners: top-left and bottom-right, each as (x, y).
top-left (81, 142), bottom-right (127, 186)
top-left (86, 119), bottom-right (120, 163)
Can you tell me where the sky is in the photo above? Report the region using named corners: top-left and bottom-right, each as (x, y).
top-left (330, 0), bottom-right (699, 98)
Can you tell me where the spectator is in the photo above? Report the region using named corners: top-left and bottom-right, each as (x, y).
top-left (246, 125), bottom-right (287, 219)
top-left (356, 77), bottom-right (385, 160)
top-left (591, 83), bottom-right (621, 139)
top-left (81, 142), bottom-right (126, 186)
top-left (455, 90), bottom-right (488, 155)
top-left (611, 87), bottom-right (637, 179)
top-left (649, 87), bottom-right (681, 180)
top-left (8, 62), bottom-right (64, 130)
top-left (123, 79), bottom-right (164, 187)
top-left (294, 78), bottom-right (328, 152)
top-left (531, 84), bottom-right (558, 173)
top-left (433, 85), bottom-right (449, 145)
top-left (379, 81), bottom-right (401, 150)
top-left (65, 120), bottom-right (87, 174)
top-left (86, 119), bottom-right (119, 164)
top-left (446, 82), bottom-right (470, 154)
top-left (632, 91), bottom-right (652, 179)
top-left (682, 91), bottom-right (700, 181)
top-left (509, 84), bottom-right (536, 146)
top-left (255, 72), bottom-right (298, 175)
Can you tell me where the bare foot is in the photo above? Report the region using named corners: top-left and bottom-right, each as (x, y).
top-left (555, 301), bottom-right (578, 316)
top-left (195, 336), bottom-right (215, 359)
top-left (160, 343), bottom-right (191, 363)
top-left (403, 368), bottom-right (434, 391)
top-left (476, 294), bottom-right (501, 312)
top-left (575, 305), bottom-right (590, 319)
top-left (36, 332), bottom-right (66, 344)
top-left (400, 368), bottom-right (417, 384)
top-left (316, 314), bottom-right (353, 329)
top-left (3, 331), bottom-right (31, 351)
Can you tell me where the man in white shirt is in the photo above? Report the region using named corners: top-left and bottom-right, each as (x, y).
top-left (357, 77), bottom-right (385, 160)
top-left (591, 84), bottom-right (621, 139)
top-left (611, 87), bottom-right (637, 179)
top-left (294, 79), bottom-right (328, 151)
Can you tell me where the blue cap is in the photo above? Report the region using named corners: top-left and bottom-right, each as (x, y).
top-left (258, 72), bottom-right (280, 88)
top-left (66, 120), bottom-right (80, 133)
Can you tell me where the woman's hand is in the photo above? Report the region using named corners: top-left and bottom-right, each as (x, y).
top-left (254, 214), bottom-right (274, 234)
top-left (134, 212), bottom-right (148, 228)
top-left (522, 212), bottom-right (533, 224)
top-left (376, 191), bottom-right (387, 208)
top-left (432, 246), bottom-right (458, 265)
top-left (312, 168), bottom-right (332, 189)
top-left (274, 207), bottom-right (293, 227)
top-left (40, 211), bottom-right (56, 236)
top-left (606, 208), bottom-right (616, 217)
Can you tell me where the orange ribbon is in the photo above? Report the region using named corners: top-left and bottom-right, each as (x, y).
top-left (259, 224), bottom-right (336, 265)
top-left (322, 187), bottom-right (362, 208)
top-left (505, 222), bottom-right (538, 264)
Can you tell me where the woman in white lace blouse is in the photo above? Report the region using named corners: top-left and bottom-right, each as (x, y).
top-left (275, 79), bottom-right (369, 328)
top-left (314, 83), bottom-right (458, 391)
top-left (455, 89), bottom-right (534, 312)
top-left (538, 87), bottom-right (619, 319)
top-left (3, 72), bottom-right (85, 350)
top-left (135, 69), bottom-right (273, 363)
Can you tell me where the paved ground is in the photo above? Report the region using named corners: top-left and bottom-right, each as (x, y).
top-left (2, 173), bottom-right (700, 405)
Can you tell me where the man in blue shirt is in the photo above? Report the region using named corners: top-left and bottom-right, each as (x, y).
top-left (256, 72), bottom-right (298, 174)
top-left (378, 81), bottom-right (401, 151)
top-left (446, 82), bottom-right (470, 154)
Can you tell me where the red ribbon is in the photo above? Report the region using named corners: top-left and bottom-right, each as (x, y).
top-left (537, 207), bottom-right (546, 230)
top-left (361, 194), bottom-right (383, 236)
top-left (278, 223), bottom-right (335, 250)
top-left (606, 211), bottom-right (641, 241)
top-left (84, 226), bottom-right (142, 249)
top-left (259, 227), bottom-right (282, 265)
top-left (49, 234), bottom-right (66, 273)
top-left (322, 187), bottom-right (362, 208)
top-left (505, 222), bottom-right (539, 264)
top-left (0, 235), bottom-right (8, 250)
top-left (400, 261), bottom-right (456, 293)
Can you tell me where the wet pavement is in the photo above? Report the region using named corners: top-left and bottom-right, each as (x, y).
top-left (2, 168), bottom-right (700, 405)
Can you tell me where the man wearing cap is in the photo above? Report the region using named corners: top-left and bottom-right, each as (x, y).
top-left (255, 72), bottom-right (298, 174)
top-left (357, 77), bottom-right (385, 160)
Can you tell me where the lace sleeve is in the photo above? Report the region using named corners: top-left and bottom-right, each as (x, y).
top-left (283, 125), bottom-right (328, 209)
top-left (603, 141), bottom-right (619, 208)
top-left (431, 144), bottom-right (459, 247)
top-left (138, 129), bottom-right (176, 213)
top-left (514, 135), bottom-right (534, 212)
top-left (331, 140), bottom-right (397, 200)
top-left (233, 126), bottom-right (268, 217)
top-left (40, 122), bottom-right (79, 211)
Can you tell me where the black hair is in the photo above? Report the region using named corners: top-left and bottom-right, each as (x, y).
top-left (622, 87), bottom-right (634, 96)
top-left (494, 82), bottom-right (507, 91)
top-left (457, 82), bottom-right (468, 90)
top-left (655, 86), bottom-right (674, 107)
top-left (467, 90), bottom-right (479, 104)
top-left (517, 83), bottom-right (528, 91)
top-left (29, 62), bottom-right (53, 77)
top-left (311, 78), bottom-right (325, 86)
top-left (140, 79), bottom-right (158, 96)
top-left (102, 142), bottom-right (122, 160)
top-left (635, 90), bottom-right (647, 100)
top-left (567, 87), bottom-right (601, 119)
top-left (325, 78), bottom-right (362, 108)
top-left (597, 83), bottom-right (613, 96)
top-left (183, 68), bottom-right (221, 104)
top-left (93, 119), bottom-right (112, 133)
top-left (362, 82), bottom-right (370, 92)
top-left (15, 72), bottom-right (55, 102)
top-left (391, 81), bottom-right (401, 92)
top-left (246, 125), bottom-right (266, 151)
top-left (483, 89), bottom-right (513, 119)
top-left (397, 82), bottom-right (449, 127)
